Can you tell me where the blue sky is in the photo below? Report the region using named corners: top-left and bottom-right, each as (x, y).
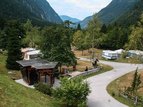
top-left (47, 0), bottom-right (112, 20)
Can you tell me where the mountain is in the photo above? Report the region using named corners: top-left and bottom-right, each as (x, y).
top-left (0, 0), bottom-right (62, 25)
top-left (117, 0), bottom-right (143, 26)
top-left (80, 0), bottom-right (139, 27)
top-left (79, 16), bottom-right (93, 28)
top-left (60, 15), bottom-right (81, 23)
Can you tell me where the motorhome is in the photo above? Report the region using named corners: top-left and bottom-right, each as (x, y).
top-left (21, 48), bottom-right (42, 60)
top-left (102, 50), bottom-right (118, 60)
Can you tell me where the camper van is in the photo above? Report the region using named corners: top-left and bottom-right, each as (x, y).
top-left (21, 48), bottom-right (42, 60)
top-left (24, 50), bottom-right (42, 60)
top-left (102, 50), bottom-right (118, 60)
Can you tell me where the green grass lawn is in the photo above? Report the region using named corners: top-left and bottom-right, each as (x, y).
top-left (0, 54), bottom-right (61, 107)
top-left (0, 53), bottom-right (113, 107)
top-left (107, 71), bottom-right (143, 107)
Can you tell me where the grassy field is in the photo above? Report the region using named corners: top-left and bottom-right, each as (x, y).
top-left (0, 54), bottom-right (61, 107)
top-left (107, 70), bottom-right (143, 107)
top-left (74, 48), bottom-right (102, 59)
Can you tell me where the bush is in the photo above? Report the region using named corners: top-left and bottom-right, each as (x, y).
top-left (34, 82), bottom-right (52, 96)
top-left (77, 101), bottom-right (87, 107)
top-left (121, 51), bottom-right (128, 59)
top-left (53, 77), bottom-right (90, 107)
top-left (112, 92), bottom-right (115, 97)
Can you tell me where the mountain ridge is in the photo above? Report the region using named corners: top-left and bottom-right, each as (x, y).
top-left (80, 0), bottom-right (139, 27)
top-left (60, 15), bottom-right (81, 23)
top-left (0, 0), bottom-right (62, 25)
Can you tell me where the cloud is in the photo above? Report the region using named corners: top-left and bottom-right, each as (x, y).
top-left (63, 0), bottom-right (111, 11)
top-left (47, 0), bottom-right (112, 20)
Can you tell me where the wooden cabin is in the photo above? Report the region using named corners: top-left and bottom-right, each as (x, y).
top-left (17, 59), bottom-right (58, 86)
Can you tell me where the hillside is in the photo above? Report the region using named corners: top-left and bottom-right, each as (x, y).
top-left (60, 15), bottom-right (81, 23)
top-left (79, 16), bottom-right (93, 28)
top-left (0, 54), bottom-right (61, 107)
top-left (117, 0), bottom-right (143, 26)
top-left (0, 0), bottom-right (62, 25)
top-left (97, 0), bottom-right (138, 24)
top-left (80, 0), bottom-right (138, 27)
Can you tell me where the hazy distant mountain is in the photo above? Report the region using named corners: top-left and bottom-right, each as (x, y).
top-left (0, 0), bottom-right (62, 25)
top-left (79, 16), bottom-right (93, 28)
top-left (60, 15), bottom-right (81, 23)
top-left (80, 0), bottom-right (138, 27)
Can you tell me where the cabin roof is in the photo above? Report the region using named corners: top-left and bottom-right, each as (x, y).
top-left (16, 59), bottom-right (58, 69)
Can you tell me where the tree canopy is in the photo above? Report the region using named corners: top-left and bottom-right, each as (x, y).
top-left (6, 20), bottom-right (23, 70)
top-left (41, 26), bottom-right (76, 66)
top-left (53, 77), bottom-right (90, 106)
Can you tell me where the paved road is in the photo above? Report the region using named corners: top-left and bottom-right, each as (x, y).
top-left (79, 58), bottom-right (143, 107)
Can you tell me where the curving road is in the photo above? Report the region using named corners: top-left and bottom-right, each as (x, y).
top-left (79, 58), bottom-right (143, 107)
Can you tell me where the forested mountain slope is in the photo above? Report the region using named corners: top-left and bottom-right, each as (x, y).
top-left (0, 0), bottom-right (62, 25)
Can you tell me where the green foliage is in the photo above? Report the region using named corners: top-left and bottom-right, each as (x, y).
top-left (53, 77), bottom-right (90, 107)
top-left (41, 26), bottom-right (76, 66)
top-left (117, 0), bottom-right (143, 27)
top-left (73, 30), bottom-right (86, 50)
top-left (35, 82), bottom-right (52, 96)
top-left (0, 30), bottom-right (7, 50)
top-left (86, 15), bottom-right (102, 48)
top-left (0, 0), bottom-right (62, 26)
top-left (22, 20), bottom-right (42, 48)
top-left (64, 20), bottom-right (74, 28)
top-left (100, 24), bottom-right (107, 34)
top-left (77, 23), bottom-right (81, 30)
top-left (6, 20), bottom-right (22, 70)
top-left (100, 24), bottom-right (129, 49)
top-left (131, 68), bottom-right (142, 94)
top-left (126, 14), bottom-right (143, 50)
top-left (0, 73), bottom-right (61, 107)
top-left (121, 51), bottom-right (128, 59)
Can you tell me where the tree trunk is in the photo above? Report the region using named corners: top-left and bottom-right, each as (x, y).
top-left (82, 50), bottom-right (84, 56)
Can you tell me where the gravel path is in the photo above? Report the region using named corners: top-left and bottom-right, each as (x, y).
top-left (79, 58), bottom-right (143, 107)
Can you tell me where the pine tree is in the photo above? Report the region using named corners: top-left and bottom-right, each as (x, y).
top-left (131, 68), bottom-right (141, 93)
top-left (77, 23), bottom-right (81, 30)
top-left (0, 30), bottom-right (7, 50)
top-left (100, 24), bottom-right (107, 34)
top-left (6, 20), bottom-right (22, 70)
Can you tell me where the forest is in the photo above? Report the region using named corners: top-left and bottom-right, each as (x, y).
top-left (0, 0), bottom-right (143, 70)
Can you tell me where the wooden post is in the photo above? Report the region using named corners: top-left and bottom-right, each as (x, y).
top-left (45, 74), bottom-right (47, 83)
top-left (38, 71), bottom-right (41, 82)
top-left (28, 70), bottom-right (30, 85)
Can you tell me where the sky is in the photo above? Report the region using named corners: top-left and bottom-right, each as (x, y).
top-left (47, 0), bottom-right (112, 20)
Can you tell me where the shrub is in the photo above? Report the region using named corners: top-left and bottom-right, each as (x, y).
top-left (112, 92), bottom-right (115, 97)
top-left (53, 77), bottom-right (90, 107)
top-left (34, 82), bottom-right (52, 96)
top-left (77, 101), bottom-right (87, 107)
top-left (121, 51), bottom-right (128, 59)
